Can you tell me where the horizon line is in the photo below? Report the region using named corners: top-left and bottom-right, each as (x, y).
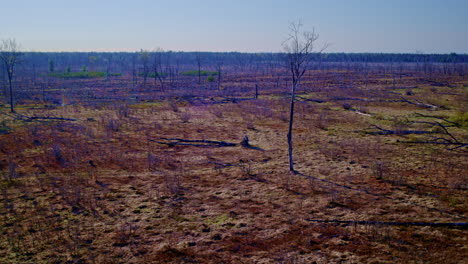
top-left (21, 50), bottom-right (468, 56)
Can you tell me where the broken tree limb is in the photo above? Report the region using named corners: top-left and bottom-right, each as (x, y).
top-left (399, 97), bottom-right (439, 109)
top-left (402, 141), bottom-right (467, 146)
top-left (10, 113), bottom-right (78, 122)
top-left (240, 136), bottom-right (264, 151)
top-left (296, 96), bottom-right (326, 103)
top-left (353, 110), bottom-right (371, 117)
top-left (331, 97), bottom-right (372, 102)
top-left (365, 125), bottom-right (432, 136)
top-left (304, 219), bottom-right (468, 228)
top-left (292, 96), bottom-right (443, 112)
top-left (411, 120), bottom-right (459, 143)
top-left (401, 141), bottom-right (467, 151)
top-left (414, 113), bottom-right (459, 127)
top-left (149, 137), bottom-right (237, 147)
top-left (27, 116), bottom-right (78, 121)
top-left (207, 161), bottom-right (238, 169)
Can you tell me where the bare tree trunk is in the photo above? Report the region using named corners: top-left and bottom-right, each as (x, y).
top-left (132, 55), bottom-right (137, 93)
top-left (196, 55), bottom-right (202, 85)
top-left (32, 63), bottom-right (37, 85)
top-left (255, 84), bottom-right (258, 99)
top-left (217, 65), bottom-right (222, 91)
top-left (0, 39), bottom-right (22, 113)
top-left (8, 76), bottom-right (14, 113)
top-left (288, 83), bottom-right (297, 172)
top-left (1, 66), bottom-right (6, 102)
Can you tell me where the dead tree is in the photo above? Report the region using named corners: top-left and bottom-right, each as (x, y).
top-left (152, 48), bottom-right (166, 92)
top-left (0, 39), bottom-right (22, 113)
top-left (216, 59), bottom-right (223, 91)
top-left (105, 53), bottom-right (112, 81)
top-left (196, 53), bottom-right (202, 84)
top-left (131, 53), bottom-right (137, 93)
top-left (139, 50), bottom-right (150, 88)
top-left (283, 22), bottom-right (327, 172)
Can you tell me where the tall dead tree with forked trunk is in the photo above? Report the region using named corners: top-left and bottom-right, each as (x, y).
top-left (139, 50), bottom-right (150, 88)
top-left (283, 22), bottom-right (327, 172)
top-left (0, 38), bottom-right (22, 113)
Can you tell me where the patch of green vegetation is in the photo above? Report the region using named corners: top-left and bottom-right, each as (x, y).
top-left (373, 113), bottom-right (387, 120)
top-left (181, 70), bottom-right (219, 76)
top-left (171, 214), bottom-right (190, 222)
top-left (0, 122), bottom-right (10, 135)
top-left (129, 101), bottom-right (164, 109)
top-left (138, 72), bottom-right (167, 78)
top-left (448, 111), bottom-right (468, 128)
top-left (207, 75), bottom-right (215, 82)
top-left (49, 71), bottom-right (121, 79)
top-left (448, 196), bottom-right (466, 208)
top-left (407, 134), bottom-right (420, 142)
top-left (14, 103), bottom-right (50, 110)
top-left (204, 213), bottom-right (231, 225)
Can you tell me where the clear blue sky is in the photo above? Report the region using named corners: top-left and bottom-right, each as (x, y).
top-left (1, 0), bottom-right (467, 53)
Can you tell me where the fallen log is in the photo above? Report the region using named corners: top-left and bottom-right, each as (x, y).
top-left (331, 97), bottom-right (370, 102)
top-left (414, 113), bottom-right (459, 127)
top-left (296, 96), bottom-right (326, 103)
top-left (354, 110), bottom-right (371, 117)
top-left (27, 116), bottom-right (78, 121)
top-left (207, 161), bottom-right (238, 169)
top-left (16, 114), bottom-right (78, 122)
top-left (149, 137), bottom-right (237, 147)
top-left (401, 141), bottom-right (467, 150)
top-left (304, 219), bottom-right (468, 228)
top-left (400, 97), bottom-right (439, 109)
top-left (365, 126), bottom-right (432, 136)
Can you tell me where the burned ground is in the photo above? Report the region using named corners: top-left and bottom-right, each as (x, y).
top-left (0, 64), bottom-right (467, 263)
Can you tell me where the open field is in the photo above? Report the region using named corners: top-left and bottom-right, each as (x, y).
top-left (0, 61), bottom-right (467, 263)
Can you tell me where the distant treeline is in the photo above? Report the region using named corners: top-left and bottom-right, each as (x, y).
top-left (22, 51), bottom-right (468, 69)
top-left (3, 51), bottom-right (464, 79)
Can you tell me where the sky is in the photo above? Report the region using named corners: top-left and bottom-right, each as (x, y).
top-left (1, 0), bottom-right (467, 53)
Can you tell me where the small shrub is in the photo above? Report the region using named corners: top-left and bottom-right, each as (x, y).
top-left (246, 120), bottom-right (255, 130)
top-left (169, 101), bottom-right (179, 112)
top-left (374, 113), bottom-right (385, 120)
top-left (180, 112), bottom-right (191, 123)
top-left (392, 118), bottom-right (408, 135)
top-left (7, 159), bottom-right (18, 181)
top-left (52, 144), bottom-right (66, 167)
top-left (407, 134), bottom-right (419, 142)
top-left (315, 111), bottom-right (329, 130)
top-left (430, 125), bottom-right (445, 134)
top-left (371, 161), bottom-right (385, 180)
top-left (342, 103), bottom-right (352, 110)
top-left (148, 153), bottom-right (160, 172)
top-left (181, 70), bottom-right (219, 76)
top-left (106, 119), bottom-right (121, 132)
top-left (278, 113), bottom-right (289, 123)
top-left (211, 107), bottom-right (223, 118)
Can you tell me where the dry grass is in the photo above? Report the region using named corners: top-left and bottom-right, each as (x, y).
top-left (0, 69), bottom-right (466, 263)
